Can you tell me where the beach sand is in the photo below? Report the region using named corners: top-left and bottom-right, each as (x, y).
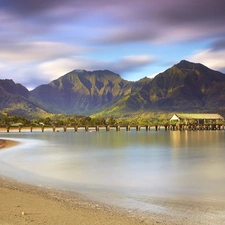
top-left (0, 139), bottom-right (19, 150)
top-left (0, 139), bottom-right (164, 225)
top-left (1, 177), bottom-right (156, 225)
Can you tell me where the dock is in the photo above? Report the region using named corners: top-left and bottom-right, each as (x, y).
top-left (2, 123), bottom-right (224, 133)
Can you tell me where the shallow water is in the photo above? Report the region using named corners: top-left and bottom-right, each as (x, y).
top-left (1, 129), bottom-right (225, 224)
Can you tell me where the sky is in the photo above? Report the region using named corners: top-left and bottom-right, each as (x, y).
top-left (0, 0), bottom-right (225, 90)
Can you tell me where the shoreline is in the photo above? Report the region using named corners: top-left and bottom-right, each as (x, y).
top-left (0, 139), bottom-right (20, 150)
top-left (0, 140), bottom-right (159, 225)
top-left (0, 176), bottom-right (158, 225)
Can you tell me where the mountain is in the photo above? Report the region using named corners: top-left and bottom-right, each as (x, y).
top-left (30, 70), bottom-right (149, 115)
top-left (0, 79), bottom-right (50, 118)
top-left (95, 60), bottom-right (225, 116)
top-left (147, 60), bottom-right (225, 111)
top-left (0, 60), bottom-right (225, 118)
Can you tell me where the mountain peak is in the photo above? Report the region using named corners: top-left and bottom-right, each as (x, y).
top-left (72, 69), bottom-right (87, 73)
top-left (64, 69), bottom-right (121, 78)
top-left (174, 60), bottom-right (224, 76)
top-left (175, 60), bottom-right (196, 69)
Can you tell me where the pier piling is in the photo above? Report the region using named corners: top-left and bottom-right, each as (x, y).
top-left (85, 126), bottom-right (89, 132)
top-left (63, 126), bottom-right (67, 132)
top-left (6, 126), bottom-right (10, 133)
top-left (1, 123), bottom-right (224, 133)
top-left (126, 125), bottom-right (130, 131)
top-left (146, 125), bottom-right (150, 131)
top-left (136, 125), bottom-right (140, 131)
top-left (106, 125), bottom-right (110, 131)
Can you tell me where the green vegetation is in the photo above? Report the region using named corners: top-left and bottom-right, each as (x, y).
top-left (1, 60), bottom-right (225, 120)
top-left (0, 113), bottom-right (172, 128)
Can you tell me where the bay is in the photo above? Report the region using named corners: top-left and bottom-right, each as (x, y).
top-left (1, 129), bottom-right (225, 223)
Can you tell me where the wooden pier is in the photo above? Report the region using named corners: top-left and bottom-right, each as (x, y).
top-left (2, 123), bottom-right (225, 133)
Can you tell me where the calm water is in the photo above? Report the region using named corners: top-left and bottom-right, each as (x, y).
top-left (1, 129), bottom-right (225, 223)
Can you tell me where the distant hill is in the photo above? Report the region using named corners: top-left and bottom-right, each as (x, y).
top-left (0, 60), bottom-right (225, 118)
top-left (0, 79), bottom-right (50, 118)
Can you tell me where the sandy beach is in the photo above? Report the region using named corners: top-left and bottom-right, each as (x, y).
top-left (0, 139), bottom-right (19, 150)
top-left (0, 139), bottom-right (163, 225)
top-left (1, 176), bottom-right (155, 225)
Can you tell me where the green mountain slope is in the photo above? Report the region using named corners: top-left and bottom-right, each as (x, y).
top-left (147, 60), bottom-right (225, 111)
top-left (30, 70), bottom-right (138, 115)
top-left (0, 79), bottom-right (50, 118)
top-left (0, 60), bottom-right (225, 119)
top-left (95, 60), bottom-right (225, 117)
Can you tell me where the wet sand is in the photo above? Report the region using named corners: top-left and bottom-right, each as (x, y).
top-left (0, 139), bottom-right (161, 225)
top-left (0, 139), bottom-right (19, 150)
top-left (0, 176), bottom-right (155, 225)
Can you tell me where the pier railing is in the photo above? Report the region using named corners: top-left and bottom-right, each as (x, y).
top-left (1, 123), bottom-right (224, 133)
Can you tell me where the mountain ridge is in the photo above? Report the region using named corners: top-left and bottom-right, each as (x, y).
top-left (0, 60), bottom-right (225, 118)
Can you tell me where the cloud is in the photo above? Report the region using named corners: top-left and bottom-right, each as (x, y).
top-left (189, 49), bottom-right (225, 73)
top-left (0, 53), bottom-right (154, 89)
top-left (110, 55), bottom-right (155, 73)
top-left (0, 41), bottom-right (87, 63)
top-left (0, 0), bottom-right (225, 89)
top-left (92, 0), bottom-right (225, 44)
top-left (210, 39), bottom-right (225, 51)
top-left (38, 55), bottom-right (155, 80)
top-left (0, 62), bottom-right (48, 90)
top-left (0, 0), bottom-right (72, 16)
top-left (1, 0), bottom-right (225, 44)
top-left (157, 0), bottom-right (225, 25)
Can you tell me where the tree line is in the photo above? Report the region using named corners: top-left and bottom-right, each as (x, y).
top-left (0, 114), bottom-right (170, 127)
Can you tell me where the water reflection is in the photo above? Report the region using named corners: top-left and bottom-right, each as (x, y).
top-left (0, 130), bottom-right (225, 220)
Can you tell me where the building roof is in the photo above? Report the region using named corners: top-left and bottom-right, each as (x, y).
top-left (170, 113), bottom-right (224, 121)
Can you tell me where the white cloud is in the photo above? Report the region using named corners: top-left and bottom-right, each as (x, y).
top-left (38, 58), bottom-right (88, 80)
top-left (0, 41), bottom-right (86, 63)
top-left (38, 55), bottom-right (154, 80)
top-left (111, 55), bottom-right (155, 73)
top-left (189, 49), bottom-right (225, 72)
